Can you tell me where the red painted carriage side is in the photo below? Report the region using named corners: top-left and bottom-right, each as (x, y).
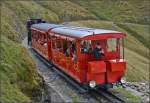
top-left (87, 61), bottom-right (106, 85)
top-left (106, 59), bottom-right (126, 83)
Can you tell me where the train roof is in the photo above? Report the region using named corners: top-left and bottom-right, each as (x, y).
top-left (31, 23), bottom-right (125, 39)
top-left (31, 23), bottom-right (63, 31)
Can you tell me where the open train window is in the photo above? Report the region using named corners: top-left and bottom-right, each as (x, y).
top-left (41, 34), bottom-right (46, 42)
top-left (119, 38), bottom-right (124, 59)
top-left (34, 31), bottom-right (39, 41)
top-left (48, 34), bottom-right (56, 41)
top-left (52, 38), bottom-right (63, 52)
top-left (80, 40), bottom-right (92, 54)
top-left (63, 39), bottom-right (68, 54)
top-left (48, 34), bottom-right (53, 40)
top-left (56, 40), bottom-right (62, 52)
top-left (107, 38), bottom-right (117, 52)
top-left (52, 36), bottom-right (56, 49)
top-left (37, 33), bottom-right (46, 46)
top-left (64, 40), bottom-right (77, 63)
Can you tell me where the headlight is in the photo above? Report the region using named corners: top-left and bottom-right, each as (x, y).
top-left (89, 80), bottom-right (96, 88)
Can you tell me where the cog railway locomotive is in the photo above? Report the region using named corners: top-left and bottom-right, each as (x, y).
top-left (27, 19), bottom-right (126, 89)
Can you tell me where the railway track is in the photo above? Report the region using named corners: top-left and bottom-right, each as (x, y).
top-left (31, 48), bottom-right (126, 103)
top-left (91, 88), bottom-right (125, 103)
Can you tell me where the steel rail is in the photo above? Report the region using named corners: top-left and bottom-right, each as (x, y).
top-left (93, 88), bottom-right (126, 103)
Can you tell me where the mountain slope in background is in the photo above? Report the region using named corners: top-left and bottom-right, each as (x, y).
top-left (1, 0), bottom-right (149, 102)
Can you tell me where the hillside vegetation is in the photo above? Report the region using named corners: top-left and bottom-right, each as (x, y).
top-left (1, 0), bottom-right (149, 102)
top-left (70, 0), bottom-right (149, 24)
top-left (1, 2), bottom-right (44, 103)
top-left (0, 36), bottom-right (42, 102)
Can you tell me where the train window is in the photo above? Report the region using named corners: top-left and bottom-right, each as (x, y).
top-left (34, 32), bottom-right (39, 41)
top-left (48, 35), bottom-right (51, 40)
top-left (56, 40), bottom-right (62, 51)
top-left (49, 35), bottom-right (56, 41)
top-left (72, 41), bottom-right (76, 54)
top-left (52, 40), bottom-right (56, 49)
top-left (64, 41), bottom-right (71, 57)
top-left (71, 41), bottom-right (77, 63)
top-left (64, 41), bottom-right (76, 56)
top-left (63, 40), bottom-right (68, 54)
top-left (41, 34), bottom-right (45, 41)
top-left (80, 40), bottom-right (92, 54)
top-left (53, 39), bottom-right (63, 52)
top-left (107, 38), bottom-right (117, 52)
top-left (39, 33), bottom-right (46, 45)
top-left (120, 38), bottom-right (124, 59)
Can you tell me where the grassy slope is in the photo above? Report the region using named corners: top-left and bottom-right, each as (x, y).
top-left (36, 0), bottom-right (97, 22)
top-left (1, 2), bottom-right (43, 103)
top-left (70, 0), bottom-right (149, 24)
top-left (0, 36), bottom-right (42, 103)
top-left (1, 1), bottom-right (149, 102)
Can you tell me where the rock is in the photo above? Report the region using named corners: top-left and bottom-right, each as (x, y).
top-left (137, 88), bottom-right (141, 92)
top-left (124, 81), bottom-right (150, 102)
top-left (145, 93), bottom-right (149, 97)
top-left (140, 83), bottom-right (146, 85)
top-left (125, 82), bottom-right (130, 86)
top-left (146, 98), bottom-right (149, 102)
top-left (139, 87), bottom-right (145, 92)
top-left (130, 85), bottom-right (136, 89)
top-left (134, 84), bottom-right (138, 88)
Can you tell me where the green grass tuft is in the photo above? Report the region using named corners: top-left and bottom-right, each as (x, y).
top-left (114, 87), bottom-right (141, 103)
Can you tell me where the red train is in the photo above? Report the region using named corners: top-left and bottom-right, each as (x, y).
top-left (27, 19), bottom-right (126, 89)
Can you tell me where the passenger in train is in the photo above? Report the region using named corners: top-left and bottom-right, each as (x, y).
top-left (41, 34), bottom-right (46, 45)
top-left (86, 42), bottom-right (93, 54)
top-left (71, 43), bottom-right (76, 54)
top-left (81, 41), bottom-right (86, 53)
top-left (71, 42), bottom-right (77, 63)
top-left (38, 39), bottom-right (41, 44)
top-left (65, 46), bottom-right (70, 57)
top-left (42, 38), bottom-right (47, 47)
top-left (43, 42), bottom-right (47, 47)
top-left (81, 41), bottom-right (91, 53)
top-left (65, 42), bottom-right (77, 63)
top-left (93, 43), bottom-right (104, 60)
top-left (63, 40), bottom-right (68, 54)
top-left (72, 50), bottom-right (77, 63)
